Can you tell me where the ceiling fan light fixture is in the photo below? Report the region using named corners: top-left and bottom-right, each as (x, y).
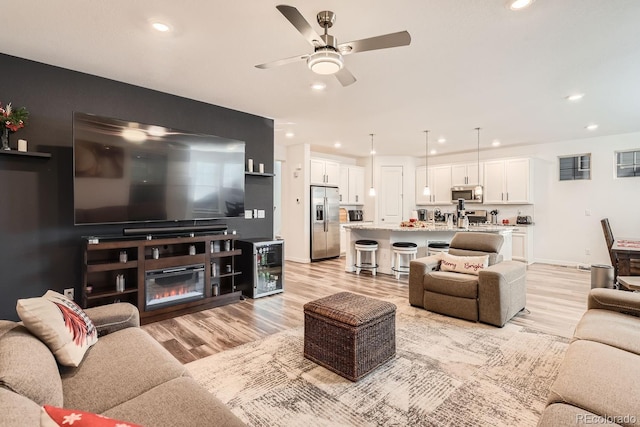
top-left (307, 49), bottom-right (343, 75)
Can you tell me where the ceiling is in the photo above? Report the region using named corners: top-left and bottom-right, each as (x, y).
top-left (3, 1), bottom-right (640, 158)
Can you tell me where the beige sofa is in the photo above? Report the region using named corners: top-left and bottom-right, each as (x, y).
top-left (0, 303), bottom-right (244, 427)
top-left (409, 232), bottom-right (527, 327)
top-left (538, 288), bottom-right (640, 426)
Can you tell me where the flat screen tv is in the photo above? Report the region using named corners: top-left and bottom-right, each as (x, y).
top-left (73, 112), bottom-right (245, 225)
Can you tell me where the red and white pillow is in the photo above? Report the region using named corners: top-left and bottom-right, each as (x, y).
top-left (439, 253), bottom-right (490, 276)
top-left (41, 405), bottom-right (142, 427)
top-left (17, 290), bottom-right (98, 367)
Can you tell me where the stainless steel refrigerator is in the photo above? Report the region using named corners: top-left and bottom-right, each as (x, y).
top-left (310, 185), bottom-right (340, 260)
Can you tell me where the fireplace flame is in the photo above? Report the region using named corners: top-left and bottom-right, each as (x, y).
top-left (153, 285), bottom-right (191, 301)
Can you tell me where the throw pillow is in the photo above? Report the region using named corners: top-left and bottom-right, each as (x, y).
top-left (439, 253), bottom-right (490, 276)
top-left (41, 405), bottom-right (142, 427)
top-left (17, 290), bottom-right (98, 367)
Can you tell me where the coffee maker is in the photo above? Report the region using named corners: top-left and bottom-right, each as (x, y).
top-left (417, 209), bottom-right (428, 221)
top-left (456, 199), bottom-right (469, 229)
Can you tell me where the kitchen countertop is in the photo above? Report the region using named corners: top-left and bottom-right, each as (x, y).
top-left (342, 223), bottom-right (518, 232)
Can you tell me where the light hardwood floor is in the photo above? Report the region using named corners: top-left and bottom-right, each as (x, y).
top-left (142, 259), bottom-right (592, 364)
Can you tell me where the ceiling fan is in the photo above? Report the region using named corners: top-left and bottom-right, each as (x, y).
top-left (255, 5), bottom-right (411, 86)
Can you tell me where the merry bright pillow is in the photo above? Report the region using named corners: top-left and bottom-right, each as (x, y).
top-left (439, 253), bottom-right (489, 276)
top-left (17, 290), bottom-right (98, 367)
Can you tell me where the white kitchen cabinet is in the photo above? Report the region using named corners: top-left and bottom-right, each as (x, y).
top-left (451, 163), bottom-right (482, 186)
top-left (416, 165), bottom-right (452, 205)
top-left (311, 158), bottom-right (340, 185)
top-left (512, 227), bottom-right (534, 264)
top-left (349, 166), bottom-right (365, 204)
top-left (483, 158), bottom-right (532, 204)
top-left (505, 159), bottom-right (530, 203)
top-left (339, 167), bottom-right (349, 203)
top-left (339, 165), bottom-right (365, 204)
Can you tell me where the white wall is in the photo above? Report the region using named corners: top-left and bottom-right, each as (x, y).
top-left (281, 144), bottom-right (310, 263)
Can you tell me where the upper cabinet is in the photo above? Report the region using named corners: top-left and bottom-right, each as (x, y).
top-left (451, 163), bottom-right (483, 186)
top-left (416, 165), bottom-right (452, 205)
top-left (338, 165), bottom-right (365, 205)
top-left (310, 158), bottom-right (340, 186)
top-left (483, 158), bottom-right (532, 204)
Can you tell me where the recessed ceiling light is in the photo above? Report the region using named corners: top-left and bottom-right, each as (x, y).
top-left (492, 140), bottom-right (501, 147)
top-left (586, 124), bottom-right (599, 131)
top-left (566, 93), bottom-right (585, 102)
top-left (151, 22), bottom-right (171, 32)
top-left (334, 142), bottom-right (341, 148)
top-left (437, 137), bottom-right (446, 144)
top-left (430, 149), bottom-right (437, 155)
top-left (285, 132), bottom-right (295, 138)
top-left (507, 0), bottom-right (535, 10)
top-left (311, 82), bottom-right (326, 91)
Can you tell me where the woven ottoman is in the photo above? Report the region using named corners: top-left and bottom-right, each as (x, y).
top-left (303, 292), bottom-right (397, 381)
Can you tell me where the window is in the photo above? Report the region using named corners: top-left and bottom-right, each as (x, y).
top-left (559, 154), bottom-right (591, 181)
top-left (616, 149), bottom-right (640, 178)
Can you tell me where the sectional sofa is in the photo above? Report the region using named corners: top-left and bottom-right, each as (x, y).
top-left (0, 302), bottom-right (244, 426)
top-left (538, 288), bottom-right (640, 426)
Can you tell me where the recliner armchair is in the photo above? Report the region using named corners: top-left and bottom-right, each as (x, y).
top-left (409, 232), bottom-right (527, 327)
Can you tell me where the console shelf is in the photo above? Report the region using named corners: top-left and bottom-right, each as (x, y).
top-left (82, 233), bottom-right (242, 324)
top-left (86, 288), bottom-right (138, 301)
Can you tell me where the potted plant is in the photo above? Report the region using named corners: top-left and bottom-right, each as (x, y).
top-left (1, 102), bottom-right (29, 150)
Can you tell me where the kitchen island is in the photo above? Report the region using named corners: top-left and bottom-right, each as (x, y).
top-left (343, 223), bottom-right (517, 276)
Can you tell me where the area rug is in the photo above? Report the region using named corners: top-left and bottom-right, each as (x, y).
top-left (187, 303), bottom-right (568, 427)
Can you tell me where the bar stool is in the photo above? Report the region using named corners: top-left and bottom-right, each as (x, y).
top-left (355, 240), bottom-right (379, 276)
top-left (427, 241), bottom-right (450, 257)
top-left (391, 242), bottom-right (418, 279)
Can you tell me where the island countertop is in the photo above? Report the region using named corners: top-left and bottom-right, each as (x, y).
top-left (342, 223), bottom-right (519, 233)
top-left (343, 224), bottom-right (516, 275)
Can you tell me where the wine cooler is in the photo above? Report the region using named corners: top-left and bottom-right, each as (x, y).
top-left (235, 238), bottom-right (284, 298)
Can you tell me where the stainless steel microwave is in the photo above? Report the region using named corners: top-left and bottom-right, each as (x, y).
top-left (451, 186), bottom-right (483, 204)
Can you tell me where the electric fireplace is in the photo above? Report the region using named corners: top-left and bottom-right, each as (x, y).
top-left (145, 264), bottom-right (205, 311)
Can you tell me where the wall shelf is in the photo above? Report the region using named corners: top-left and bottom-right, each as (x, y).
top-left (0, 150), bottom-right (51, 159)
top-left (245, 171), bottom-right (275, 177)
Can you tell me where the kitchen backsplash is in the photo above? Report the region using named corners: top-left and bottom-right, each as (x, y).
top-left (417, 204), bottom-right (535, 224)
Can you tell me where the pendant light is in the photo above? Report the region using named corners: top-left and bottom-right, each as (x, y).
top-left (475, 127), bottom-right (483, 196)
top-left (369, 133), bottom-right (376, 196)
top-left (423, 130), bottom-right (431, 196)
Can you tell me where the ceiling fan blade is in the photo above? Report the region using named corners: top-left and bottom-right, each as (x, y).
top-left (255, 53), bottom-right (309, 70)
top-left (334, 67), bottom-right (356, 87)
top-left (338, 31), bottom-right (411, 55)
top-left (276, 5), bottom-right (325, 47)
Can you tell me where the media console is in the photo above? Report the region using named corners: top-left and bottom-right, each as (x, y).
top-left (82, 232), bottom-right (242, 324)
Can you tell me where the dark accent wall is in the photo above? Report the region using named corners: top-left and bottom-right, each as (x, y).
top-left (0, 53), bottom-right (274, 320)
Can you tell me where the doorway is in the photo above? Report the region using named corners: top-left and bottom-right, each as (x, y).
top-left (379, 165), bottom-right (403, 224)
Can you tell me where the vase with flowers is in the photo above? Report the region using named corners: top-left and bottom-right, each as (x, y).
top-left (1, 102), bottom-right (29, 150)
